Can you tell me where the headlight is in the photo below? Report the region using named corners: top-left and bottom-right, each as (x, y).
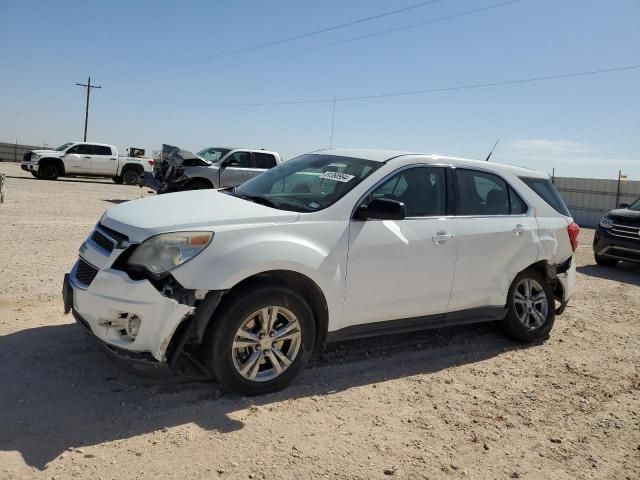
top-left (127, 231), bottom-right (213, 274)
top-left (30, 154), bottom-right (40, 161)
top-left (599, 215), bottom-right (613, 229)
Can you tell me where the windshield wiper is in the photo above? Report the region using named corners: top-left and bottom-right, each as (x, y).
top-left (233, 190), bottom-right (279, 209)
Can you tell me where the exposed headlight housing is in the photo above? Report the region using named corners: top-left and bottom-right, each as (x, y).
top-left (127, 231), bottom-right (213, 274)
top-left (599, 215), bottom-right (613, 229)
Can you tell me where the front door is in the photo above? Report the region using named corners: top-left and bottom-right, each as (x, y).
top-left (342, 166), bottom-right (458, 328)
top-left (220, 151), bottom-right (253, 187)
top-left (64, 144), bottom-right (93, 174)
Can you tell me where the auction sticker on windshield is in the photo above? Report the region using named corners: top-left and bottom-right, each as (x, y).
top-left (319, 171), bottom-right (355, 182)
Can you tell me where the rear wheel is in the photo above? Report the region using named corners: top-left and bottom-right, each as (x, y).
top-left (122, 168), bottom-right (141, 185)
top-left (595, 253), bottom-right (617, 267)
top-left (204, 287), bottom-right (315, 395)
top-left (112, 175), bottom-right (123, 184)
top-left (39, 163), bottom-right (60, 180)
top-left (500, 269), bottom-right (555, 342)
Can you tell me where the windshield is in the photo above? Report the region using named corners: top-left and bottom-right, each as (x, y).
top-left (54, 143), bottom-right (73, 151)
top-left (629, 197), bottom-right (640, 211)
top-left (196, 147), bottom-right (231, 163)
top-left (232, 154), bottom-right (382, 212)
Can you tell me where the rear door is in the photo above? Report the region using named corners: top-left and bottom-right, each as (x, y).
top-left (89, 145), bottom-right (117, 175)
top-left (64, 144), bottom-right (93, 173)
top-left (448, 168), bottom-right (539, 312)
top-left (219, 150), bottom-right (253, 187)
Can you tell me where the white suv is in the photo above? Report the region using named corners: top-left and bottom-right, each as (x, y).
top-left (63, 149), bottom-right (579, 395)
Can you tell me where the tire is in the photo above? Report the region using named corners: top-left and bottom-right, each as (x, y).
top-left (122, 168), bottom-right (141, 185)
top-left (30, 171), bottom-right (40, 179)
top-left (203, 286), bottom-right (316, 395)
top-left (112, 176), bottom-right (123, 184)
top-left (39, 163), bottom-right (60, 180)
top-left (595, 253), bottom-right (617, 267)
top-left (184, 179), bottom-right (212, 191)
top-left (500, 268), bottom-right (555, 342)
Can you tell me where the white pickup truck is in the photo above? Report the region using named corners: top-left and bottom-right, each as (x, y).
top-left (21, 142), bottom-right (154, 184)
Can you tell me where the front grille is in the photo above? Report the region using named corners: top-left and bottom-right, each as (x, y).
top-left (23, 152), bottom-right (31, 162)
top-left (91, 229), bottom-right (115, 254)
top-left (74, 259), bottom-right (99, 287)
top-left (609, 222), bottom-right (640, 241)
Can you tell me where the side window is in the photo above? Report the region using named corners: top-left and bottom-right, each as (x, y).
top-left (253, 152), bottom-right (277, 169)
top-left (67, 144), bottom-right (91, 155)
top-left (94, 145), bottom-right (112, 156)
top-left (457, 169), bottom-right (510, 215)
top-left (225, 151), bottom-right (250, 168)
top-left (509, 187), bottom-right (528, 214)
top-left (369, 167), bottom-right (446, 217)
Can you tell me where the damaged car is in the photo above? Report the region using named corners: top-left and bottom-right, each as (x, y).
top-left (64, 148), bottom-right (578, 395)
top-left (139, 144), bottom-right (282, 193)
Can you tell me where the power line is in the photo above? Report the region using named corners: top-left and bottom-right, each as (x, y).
top-left (96, 0), bottom-right (448, 80)
top-left (161, 63), bottom-right (640, 107)
top-left (75, 76), bottom-right (101, 141)
top-left (107, 0), bottom-right (524, 86)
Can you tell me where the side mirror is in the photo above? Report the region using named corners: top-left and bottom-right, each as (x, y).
top-left (356, 198), bottom-right (406, 221)
top-left (619, 203), bottom-right (630, 209)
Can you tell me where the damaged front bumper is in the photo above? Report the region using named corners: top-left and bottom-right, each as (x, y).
top-left (65, 263), bottom-right (194, 363)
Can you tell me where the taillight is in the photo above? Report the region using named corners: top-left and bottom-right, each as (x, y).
top-left (568, 222), bottom-right (580, 252)
top-left (148, 160), bottom-right (155, 166)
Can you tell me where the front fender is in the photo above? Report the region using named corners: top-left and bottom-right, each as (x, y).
top-left (171, 223), bottom-right (349, 327)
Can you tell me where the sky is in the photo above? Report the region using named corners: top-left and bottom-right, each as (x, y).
top-left (1, 0), bottom-right (639, 179)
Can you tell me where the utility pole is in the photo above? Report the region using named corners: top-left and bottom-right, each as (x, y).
top-left (329, 96), bottom-right (337, 148)
top-left (76, 76), bottom-right (101, 141)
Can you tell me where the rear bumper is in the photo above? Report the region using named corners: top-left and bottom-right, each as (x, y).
top-left (594, 226), bottom-right (640, 264)
top-left (555, 256), bottom-right (576, 314)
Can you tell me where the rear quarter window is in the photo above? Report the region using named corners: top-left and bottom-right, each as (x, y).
top-left (519, 177), bottom-right (571, 216)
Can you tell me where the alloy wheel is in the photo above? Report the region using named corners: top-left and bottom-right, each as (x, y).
top-left (231, 306), bottom-right (302, 382)
top-left (513, 277), bottom-right (549, 329)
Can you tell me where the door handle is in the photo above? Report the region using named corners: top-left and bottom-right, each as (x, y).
top-left (513, 224), bottom-right (529, 236)
top-left (83, 156), bottom-right (91, 159)
top-left (110, 158), bottom-right (116, 161)
top-left (432, 231), bottom-right (455, 244)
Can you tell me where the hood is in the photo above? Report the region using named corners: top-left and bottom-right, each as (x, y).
top-left (101, 190), bottom-right (300, 243)
top-left (30, 149), bottom-right (62, 156)
top-left (609, 207), bottom-right (640, 224)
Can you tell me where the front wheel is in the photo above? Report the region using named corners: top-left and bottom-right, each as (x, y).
top-left (203, 287), bottom-right (316, 395)
top-left (500, 269), bottom-right (555, 342)
top-left (112, 175), bottom-right (123, 184)
top-left (39, 163), bottom-right (60, 180)
top-left (30, 171), bottom-right (40, 179)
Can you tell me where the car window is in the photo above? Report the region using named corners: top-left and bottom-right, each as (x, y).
top-left (368, 167), bottom-right (446, 217)
top-left (226, 151), bottom-right (250, 168)
top-left (519, 177), bottom-right (571, 216)
top-left (93, 145), bottom-right (112, 155)
top-left (67, 144), bottom-right (93, 155)
top-left (233, 154), bottom-right (381, 212)
top-left (629, 197), bottom-right (640, 211)
top-left (253, 152), bottom-right (277, 169)
top-left (197, 147), bottom-right (230, 163)
top-left (509, 187), bottom-right (528, 214)
top-left (457, 169), bottom-right (510, 215)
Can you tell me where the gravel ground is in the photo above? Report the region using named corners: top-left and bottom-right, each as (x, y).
top-left (1, 162), bottom-right (639, 480)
